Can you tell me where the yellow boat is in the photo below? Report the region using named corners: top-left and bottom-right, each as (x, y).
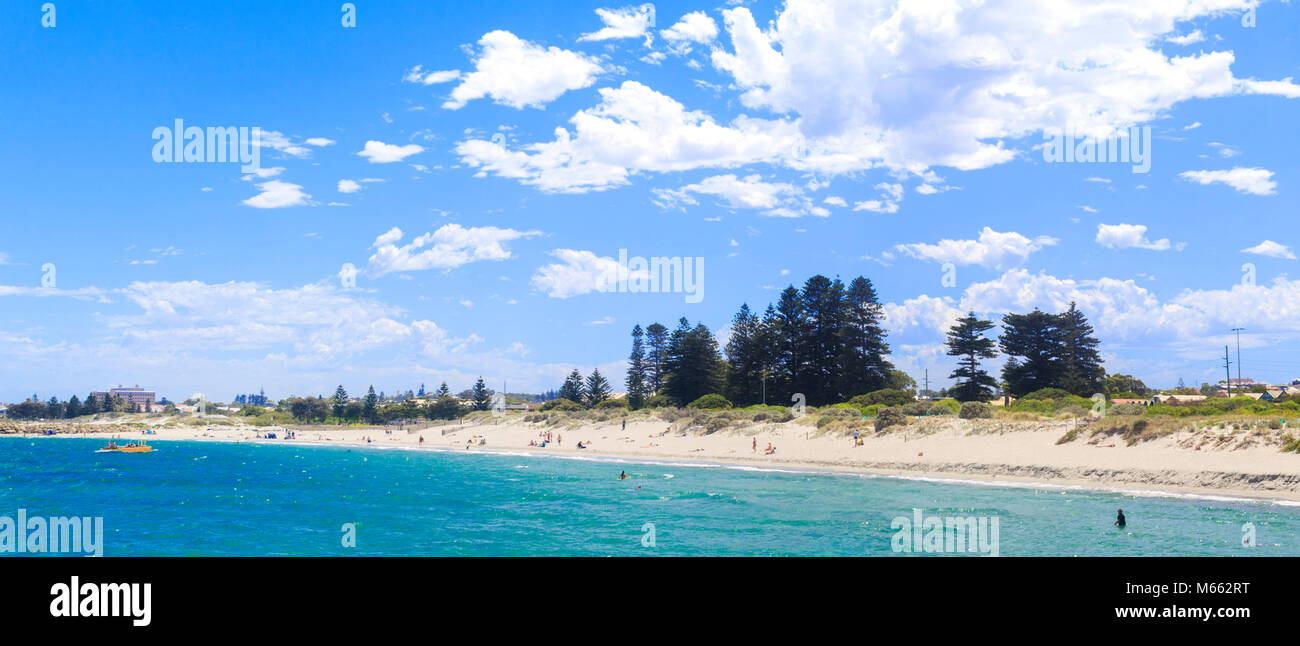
top-left (99, 441), bottom-right (153, 453)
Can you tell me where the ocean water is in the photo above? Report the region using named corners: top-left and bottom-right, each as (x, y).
top-left (1, 436), bottom-right (1298, 556)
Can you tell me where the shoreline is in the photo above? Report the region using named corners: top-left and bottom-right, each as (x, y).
top-left (13, 418), bottom-right (1300, 506)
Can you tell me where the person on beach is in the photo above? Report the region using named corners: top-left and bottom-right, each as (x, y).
top-left (622, 418), bottom-right (626, 431)
top-left (752, 437), bottom-right (757, 453)
top-left (1114, 509), bottom-right (1126, 528)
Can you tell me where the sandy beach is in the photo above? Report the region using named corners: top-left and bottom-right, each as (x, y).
top-left (17, 414), bottom-right (1300, 504)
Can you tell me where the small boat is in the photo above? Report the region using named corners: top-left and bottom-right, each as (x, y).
top-left (98, 440), bottom-right (153, 454)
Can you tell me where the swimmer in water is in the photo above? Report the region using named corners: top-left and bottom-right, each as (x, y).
top-left (619, 470), bottom-right (628, 480)
top-left (1114, 508), bottom-right (1126, 528)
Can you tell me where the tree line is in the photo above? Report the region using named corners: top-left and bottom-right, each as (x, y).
top-left (282, 378), bottom-right (495, 423)
top-left (611, 274), bottom-right (1121, 410)
top-left (945, 303), bottom-right (1115, 401)
top-left (615, 275), bottom-right (908, 408)
top-left (4, 392), bottom-right (160, 420)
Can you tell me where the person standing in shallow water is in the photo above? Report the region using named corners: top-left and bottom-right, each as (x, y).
top-left (1114, 509), bottom-right (1126, 528)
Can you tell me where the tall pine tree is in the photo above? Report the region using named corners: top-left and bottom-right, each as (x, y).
top-left (835, 276), bottom-right (891, 401)
top-left (1056, 302), bottom-right (1105, 396)
top-left (558, 369), bottom-right (586, 404)
top-left (585, 369), bottom-right (612, 407)
top-left (945, 311), bottom-right (999, 402)
top-left (644, 323), bottom-right (668, 393)
top-left (625, 325), bottom-right (649, 409)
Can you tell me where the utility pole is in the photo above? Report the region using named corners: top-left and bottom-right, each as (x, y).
top-left (1231, 327), bottom-right (1245, 394)
top-left (924, 369), bottom-right (929, 400)
top-left (1224, 345), bottom-right (1233, 397)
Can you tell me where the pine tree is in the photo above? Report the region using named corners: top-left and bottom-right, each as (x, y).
top-left (471, 376), bottom-right (492, 411)
top-left (645, 323), bottom-right (668, 393)
top-left (626, 325), bottom-right (649, 409)
top-left (585, 369), bottom-right (612, 407)
top-left (1056, 302), bottom-right (1105, 397)
top-left (436, 382), bottom-right (451, 397)
top-left (945, 311), bottom-right (999, 402)
top-left (723, 303), bottom-right (763, 406)
top-left (999, 310), bottom-right (1064, 397)
top-left (85, 393), bottom-right (99, 414)
top-left (836, 276), bottom-right (891, 400)
top-left (770, 286), bottom-right (806, 404)
top-left (799, 276), bottom-right (847, 404)
top-left (363, 386), bottom-right (379, 423)
top-left (558, 369), bottom-right (585, 405)
top-left (332, 385), bottom-right (349, 419)
top-left (663, 318), bottom-right (724, 406)
top-left (66, 395), bottom-right (81, 419)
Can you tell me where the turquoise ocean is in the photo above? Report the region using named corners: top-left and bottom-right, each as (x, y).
top-left (1, 436), bottom-right (1298, 556)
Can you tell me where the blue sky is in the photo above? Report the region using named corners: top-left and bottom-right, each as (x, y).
top-left (2, 0), bottom-right (1299, 403)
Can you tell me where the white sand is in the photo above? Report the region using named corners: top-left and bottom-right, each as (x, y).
top-left (24, 414), bottom-right (1300, 503)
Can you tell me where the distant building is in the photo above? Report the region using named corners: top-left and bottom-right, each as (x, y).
top-left (90, 385), bottom-right (157, 408)
top-left (1153, 394), bottom-right (1208, 405)
top-left (1110, 398), bottom-right (1149, 406)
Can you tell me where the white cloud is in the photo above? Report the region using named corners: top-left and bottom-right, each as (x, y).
top-left (403, 65), bottom-right (462, 85)
top-left (1179, 167), bottom-right (1277, 195)
top-left (580, 4), bottom-right (656, 45)
top-left (852, 182), bottom-right (905, 214)
top-left (530, 249), bottom-right (649, 298)
top-left (456, 81), bottom-right (800, 193)
top-left (357, 140), bottom-right (425, 164)
top-left (1166, 30), bottom-right (1205, 46)
top-left (661, 11), bottom-right (718, 52)
top-left (337, 178), bottom-right (385, 194)
top-left (1095, 223), bottom-right (1174, 251)
top-left (894, 227), bottom-right (1058, 270)
top-left (652, 174), bottom-right (827, 217)
top-left (706, 0), bottom-right (1299, 175)
top-left (889, 269), bottom-right (1300, 355)
top-left (1242, 240), bottom-right (1296, 260)
top-left (444, 31), bottom-right (604, 110)
top-left (366, 224), bottom-right (542, 278)
top-left (257, 131), bottom-right (333, 158)
top-left (242, 180), bottom-right (310, 209)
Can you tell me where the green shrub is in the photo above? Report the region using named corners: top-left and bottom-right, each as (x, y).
top-left (850, 389), bottom-right (915, 408)
top-left (1020, 388), bottom-right (1076, 401)
top-left (540, 398), bottom-right (583, 412)
top-left (934, 399), bottom-right (961, 415)
top-left (959, 401), bottom-right (993, 419)
top-left (1108, 403), bottom-right (1146, 416)
top-left (875, 407), bottom-right (908, 432)
top-left (596, 398), bottom-right (629, 409)
top-left (687, 394), bottom-right (733, 410)
top-left (860, 404), bottom-right (885, 418)
top-left (643, 394), bottom-right (674, 408)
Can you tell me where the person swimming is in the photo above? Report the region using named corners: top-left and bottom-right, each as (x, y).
top-left (619, 470), bottom-right (627, 480)
top-left (1115, 509), bottom-right (1126, 528)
